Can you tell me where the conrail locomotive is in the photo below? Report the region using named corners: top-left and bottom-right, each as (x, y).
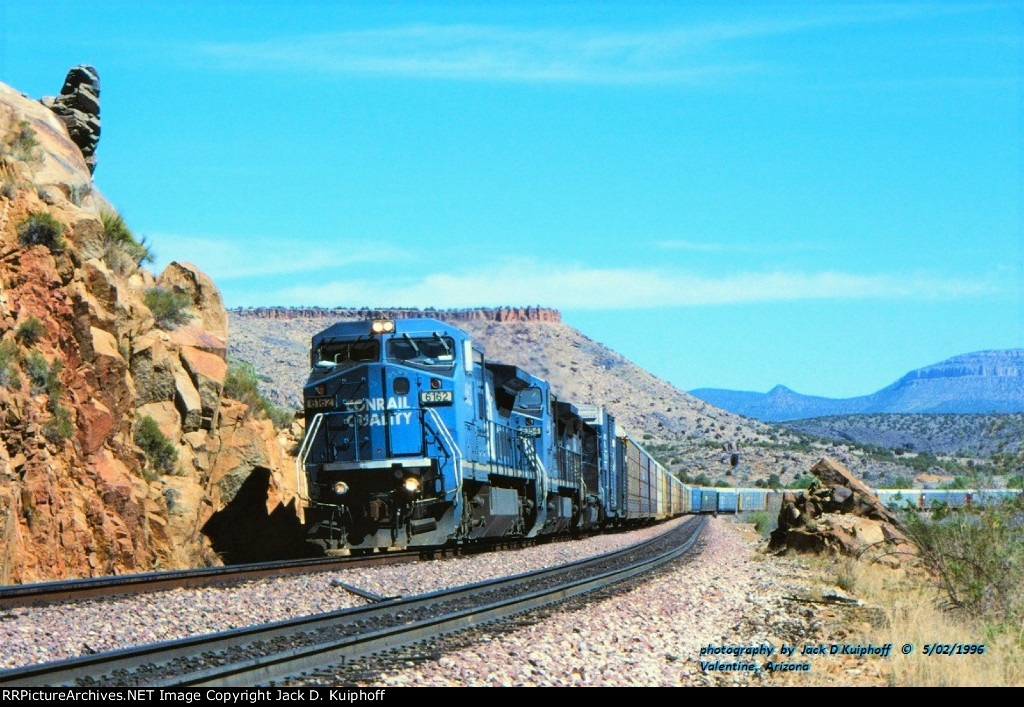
top-left (297, 317), bottom-right (689, 551)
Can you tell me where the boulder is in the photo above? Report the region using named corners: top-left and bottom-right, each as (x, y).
top-left (769, 458), bottom-right (913, 563)
top-left (130, 332), bottom-right (177, 405)
top-left (180, 346), bottom-right (227, 429)
top-left (156, 262), bottom-right (228, 341)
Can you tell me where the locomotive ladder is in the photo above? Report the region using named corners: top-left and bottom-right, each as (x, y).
top-left (422, 407), bottom-right (464, 500)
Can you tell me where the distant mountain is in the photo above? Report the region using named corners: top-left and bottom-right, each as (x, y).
top-left (690, 350), bottom-right (1024, 422)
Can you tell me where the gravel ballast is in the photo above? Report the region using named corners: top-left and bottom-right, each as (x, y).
top-left (0, 518), bottom-right (694, 671)
top-left (2, 518), bottom-right (844, 686)
top-left (331, 518), bottom-right (820, 687)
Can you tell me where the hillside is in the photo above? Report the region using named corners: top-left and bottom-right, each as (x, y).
top-left (228, 307), bottom-right (924, 487)
top-left (691, 349), bottom-right (1024, 421)
top-left (782, 413), bottom-right (1024, 458)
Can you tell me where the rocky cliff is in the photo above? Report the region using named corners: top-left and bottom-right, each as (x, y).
top-left (0, 76), bottom-right (299, 583)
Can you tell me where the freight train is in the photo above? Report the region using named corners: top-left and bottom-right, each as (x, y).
top-left (296, 317), bottom-right (689, 551)
top-left (294, 316), bottom-right (1020, 551)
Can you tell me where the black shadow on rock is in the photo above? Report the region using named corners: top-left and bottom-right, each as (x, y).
top-left (202, 466), bottom-right (323, 563)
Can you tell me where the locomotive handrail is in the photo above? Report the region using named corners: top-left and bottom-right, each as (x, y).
top-left (296, 412), bottom-right (329, 503)
top-left (424, 407), bottom-right (463, 500)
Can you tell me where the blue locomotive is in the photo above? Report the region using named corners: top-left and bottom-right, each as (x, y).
top-left (298, 317), bottom-right (690, 551)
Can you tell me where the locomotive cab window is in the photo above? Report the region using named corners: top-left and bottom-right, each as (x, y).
top-left (386, 334), bottom-right (456, 373)
top-left (513, 386), bottom-right (543, 413)
top-left (315, 339), bottom-right (379, 371)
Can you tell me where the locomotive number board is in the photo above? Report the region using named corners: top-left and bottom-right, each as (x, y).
top-left (419, 390), bottom-right (454, 406)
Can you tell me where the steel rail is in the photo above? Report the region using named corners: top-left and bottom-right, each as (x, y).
top-left (0, 550), bottom-right (423, 609)
top-left (0, 516), bottom-right (704, 687)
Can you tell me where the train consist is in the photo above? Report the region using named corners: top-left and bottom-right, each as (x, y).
top-left (297, 317), bottom-right (689, 551)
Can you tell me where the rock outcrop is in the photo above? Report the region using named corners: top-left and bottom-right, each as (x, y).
top-left (0, 75), bottom-right (299, 582)
top-left (41, 66), bottom-right (101, 175)
top-left (768, 458), bottom-right (913, 564)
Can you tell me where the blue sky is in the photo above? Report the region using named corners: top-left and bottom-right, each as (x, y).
top-left (2, 1), bottom-right (1021, 398)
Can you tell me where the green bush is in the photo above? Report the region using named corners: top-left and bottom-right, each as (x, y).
top-left (787, 474), bottom-right (817, 490)
top-left (17, 212), bottom-right (66, 252)
top-left (900, 498), bottom-right (1024, 621)
top-left (100, 211), bottom-right (153, 274)
top-left (0, 340), bottom-right (20, 389)
top-left (224, 357), bottom-right (294, 429)
top-left (3, 120), bottom-right (41, 163)
top-left (43, 405), bottom-right (74, 444)
top-left (22, 351), bottom-right (63, 403)
top-left (748, 510), bottom-right (775, 538)
top-left (23, 350), bottom-right (51, 394)
top-left (15, 316), bottom-right (45, 346)
top-left (144, 287), bottom-right (192, 329)
top-left (135, 416), bottom-right (179, 476)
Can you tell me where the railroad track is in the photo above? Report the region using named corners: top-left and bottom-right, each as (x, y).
top-left (0, 516), bottom-right (706, 687)
top-left (0, 533), bottom-right (574, 609)
top-left (0, 551), bottom-right (424, 609)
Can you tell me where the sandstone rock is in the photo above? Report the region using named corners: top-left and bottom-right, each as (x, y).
top-left (0, 77), bottom-right (301, 582)
top-left (171, 360), bottom-right (203, 433)
top-left (131, 332), bottom-right (177, 405)
top-left (852, 518), bottom-right (885, 546)
top-left (157, 262), bottom-right (228, 340)
top-left (770, 458), bottom-right (913, 560)
top-left (180, 346), bottom-right (227, 429)
top-left (40, 65), bottom-right (101, 174)
top-left (136, 401), bottom-right (181, 441)
top-left (0, 81), bottom-right (91, 196)
top-left (77, 399), bottom-right (114, 455)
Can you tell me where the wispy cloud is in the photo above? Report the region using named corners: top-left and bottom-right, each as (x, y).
top-left (149, 232), bottom-right (407, 280)
top-left (261, 262), bottom-right (1000, 309)
top-left (655, 239), bottom-right (829, 254)
top-left (187, 6), bottom-right (950, 84)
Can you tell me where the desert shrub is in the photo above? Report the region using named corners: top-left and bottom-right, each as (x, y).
top-left (22, 351), bottom-right (62, 402)
top-left (23, 350), bottom-right (51, 394)
top-left (787, 474), bottom-right (817, 489)
top-left (43, 405), bottom-right (74, 444)
top-left (900, 498), bottom-right (1024, 621)
top-left (224, 357), bottom-right (294, 429)
top-left (135, 416), bottom-right (179, 476)
top-left (144, 287), bottom-right (191, 329)
top-left (3, 120), bottom-right (41, 163)
top-left (748, 510), bottom-right (775, 538)
top-left (15, 316), bottom-right (45, 346)
top-left (1, 179), bottom-right (17, 199)
top-left (17, 212), bottom-right (66, 252)
top-left (0, 340), bottom-right (20, 389)
top-left (100, 210), bottom-right (153, 274)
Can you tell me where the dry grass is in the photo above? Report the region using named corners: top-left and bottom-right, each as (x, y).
top-left (830, 552), bottom-right (1024, 686)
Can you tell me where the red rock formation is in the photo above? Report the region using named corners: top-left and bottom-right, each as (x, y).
top-left (233, 306), bottom-right (562, 324)
top-left (0, 77), bottom-right (298, 582)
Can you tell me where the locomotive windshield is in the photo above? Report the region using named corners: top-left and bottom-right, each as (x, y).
top-left (386, 334), bottom-right (456, 373)
top-left (315, 339), bottom-right (380, 370)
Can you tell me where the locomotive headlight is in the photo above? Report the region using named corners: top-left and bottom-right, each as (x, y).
top-left (333, 481), bottom-right (350, 495)
top-left (403, 477), bottom-right (421, 493)
top-left (371, 319), bottom-right (395, 334)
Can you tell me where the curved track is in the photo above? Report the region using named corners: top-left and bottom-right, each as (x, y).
top-left (0, 517), bottom-right (706, 687)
